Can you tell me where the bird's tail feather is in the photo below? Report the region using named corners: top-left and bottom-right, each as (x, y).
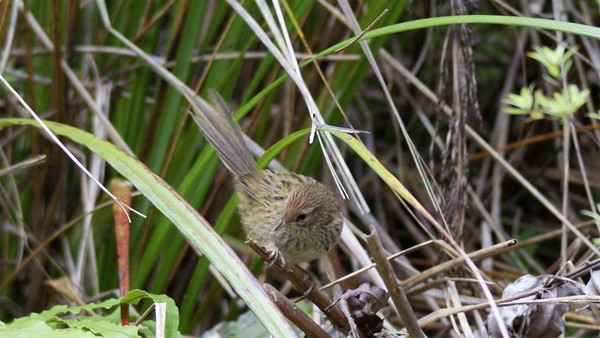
top-left (182, 87), bottom-right (257, 177)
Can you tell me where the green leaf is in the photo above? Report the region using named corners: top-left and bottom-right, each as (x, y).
top-left (586, 111), bottom-right (600, 120)
top-left (535, 85), bottom-right (589, 118)
top-left (582, 203), bottom-right (600, 222)
top-left (504, 86), bottom-right (536, 116)
top-left (528, 43), bottom-right (579, 80)
top-left (0, 289), bottom-right (180, 338)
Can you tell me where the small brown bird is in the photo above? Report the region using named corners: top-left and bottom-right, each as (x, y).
top-left (184, 89), bottom-right (343, 264)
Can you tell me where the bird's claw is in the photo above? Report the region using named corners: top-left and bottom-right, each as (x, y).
top-left (267, 247), bottom-right (286, 267)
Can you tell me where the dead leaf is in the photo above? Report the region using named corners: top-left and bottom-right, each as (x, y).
top-left (487, 274), bottom-right (581, 338)
top-left (328, 283), bottom-right (390, 336)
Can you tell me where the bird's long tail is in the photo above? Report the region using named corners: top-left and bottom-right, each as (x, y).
top-left (182, 88), bottom-right (257, 177)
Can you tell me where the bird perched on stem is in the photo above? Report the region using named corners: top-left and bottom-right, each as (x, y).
top-left (183, 89), bottom-right (343, 265)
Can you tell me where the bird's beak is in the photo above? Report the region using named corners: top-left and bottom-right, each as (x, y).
top-left (274, 219), bottom-right (285, 231)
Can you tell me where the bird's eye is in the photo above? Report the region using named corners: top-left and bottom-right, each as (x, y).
top-left (296, 213), bottom-right (307, 222)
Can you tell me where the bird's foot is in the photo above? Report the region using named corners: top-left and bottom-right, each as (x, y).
top-left (266, 245), bottom-right (286, 267)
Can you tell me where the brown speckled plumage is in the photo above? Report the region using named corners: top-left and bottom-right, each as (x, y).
top-left (186, 90), bottom-right (343, 264)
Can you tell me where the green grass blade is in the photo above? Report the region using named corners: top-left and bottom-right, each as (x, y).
top-left (318, 15), bottom-right (600, 57)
